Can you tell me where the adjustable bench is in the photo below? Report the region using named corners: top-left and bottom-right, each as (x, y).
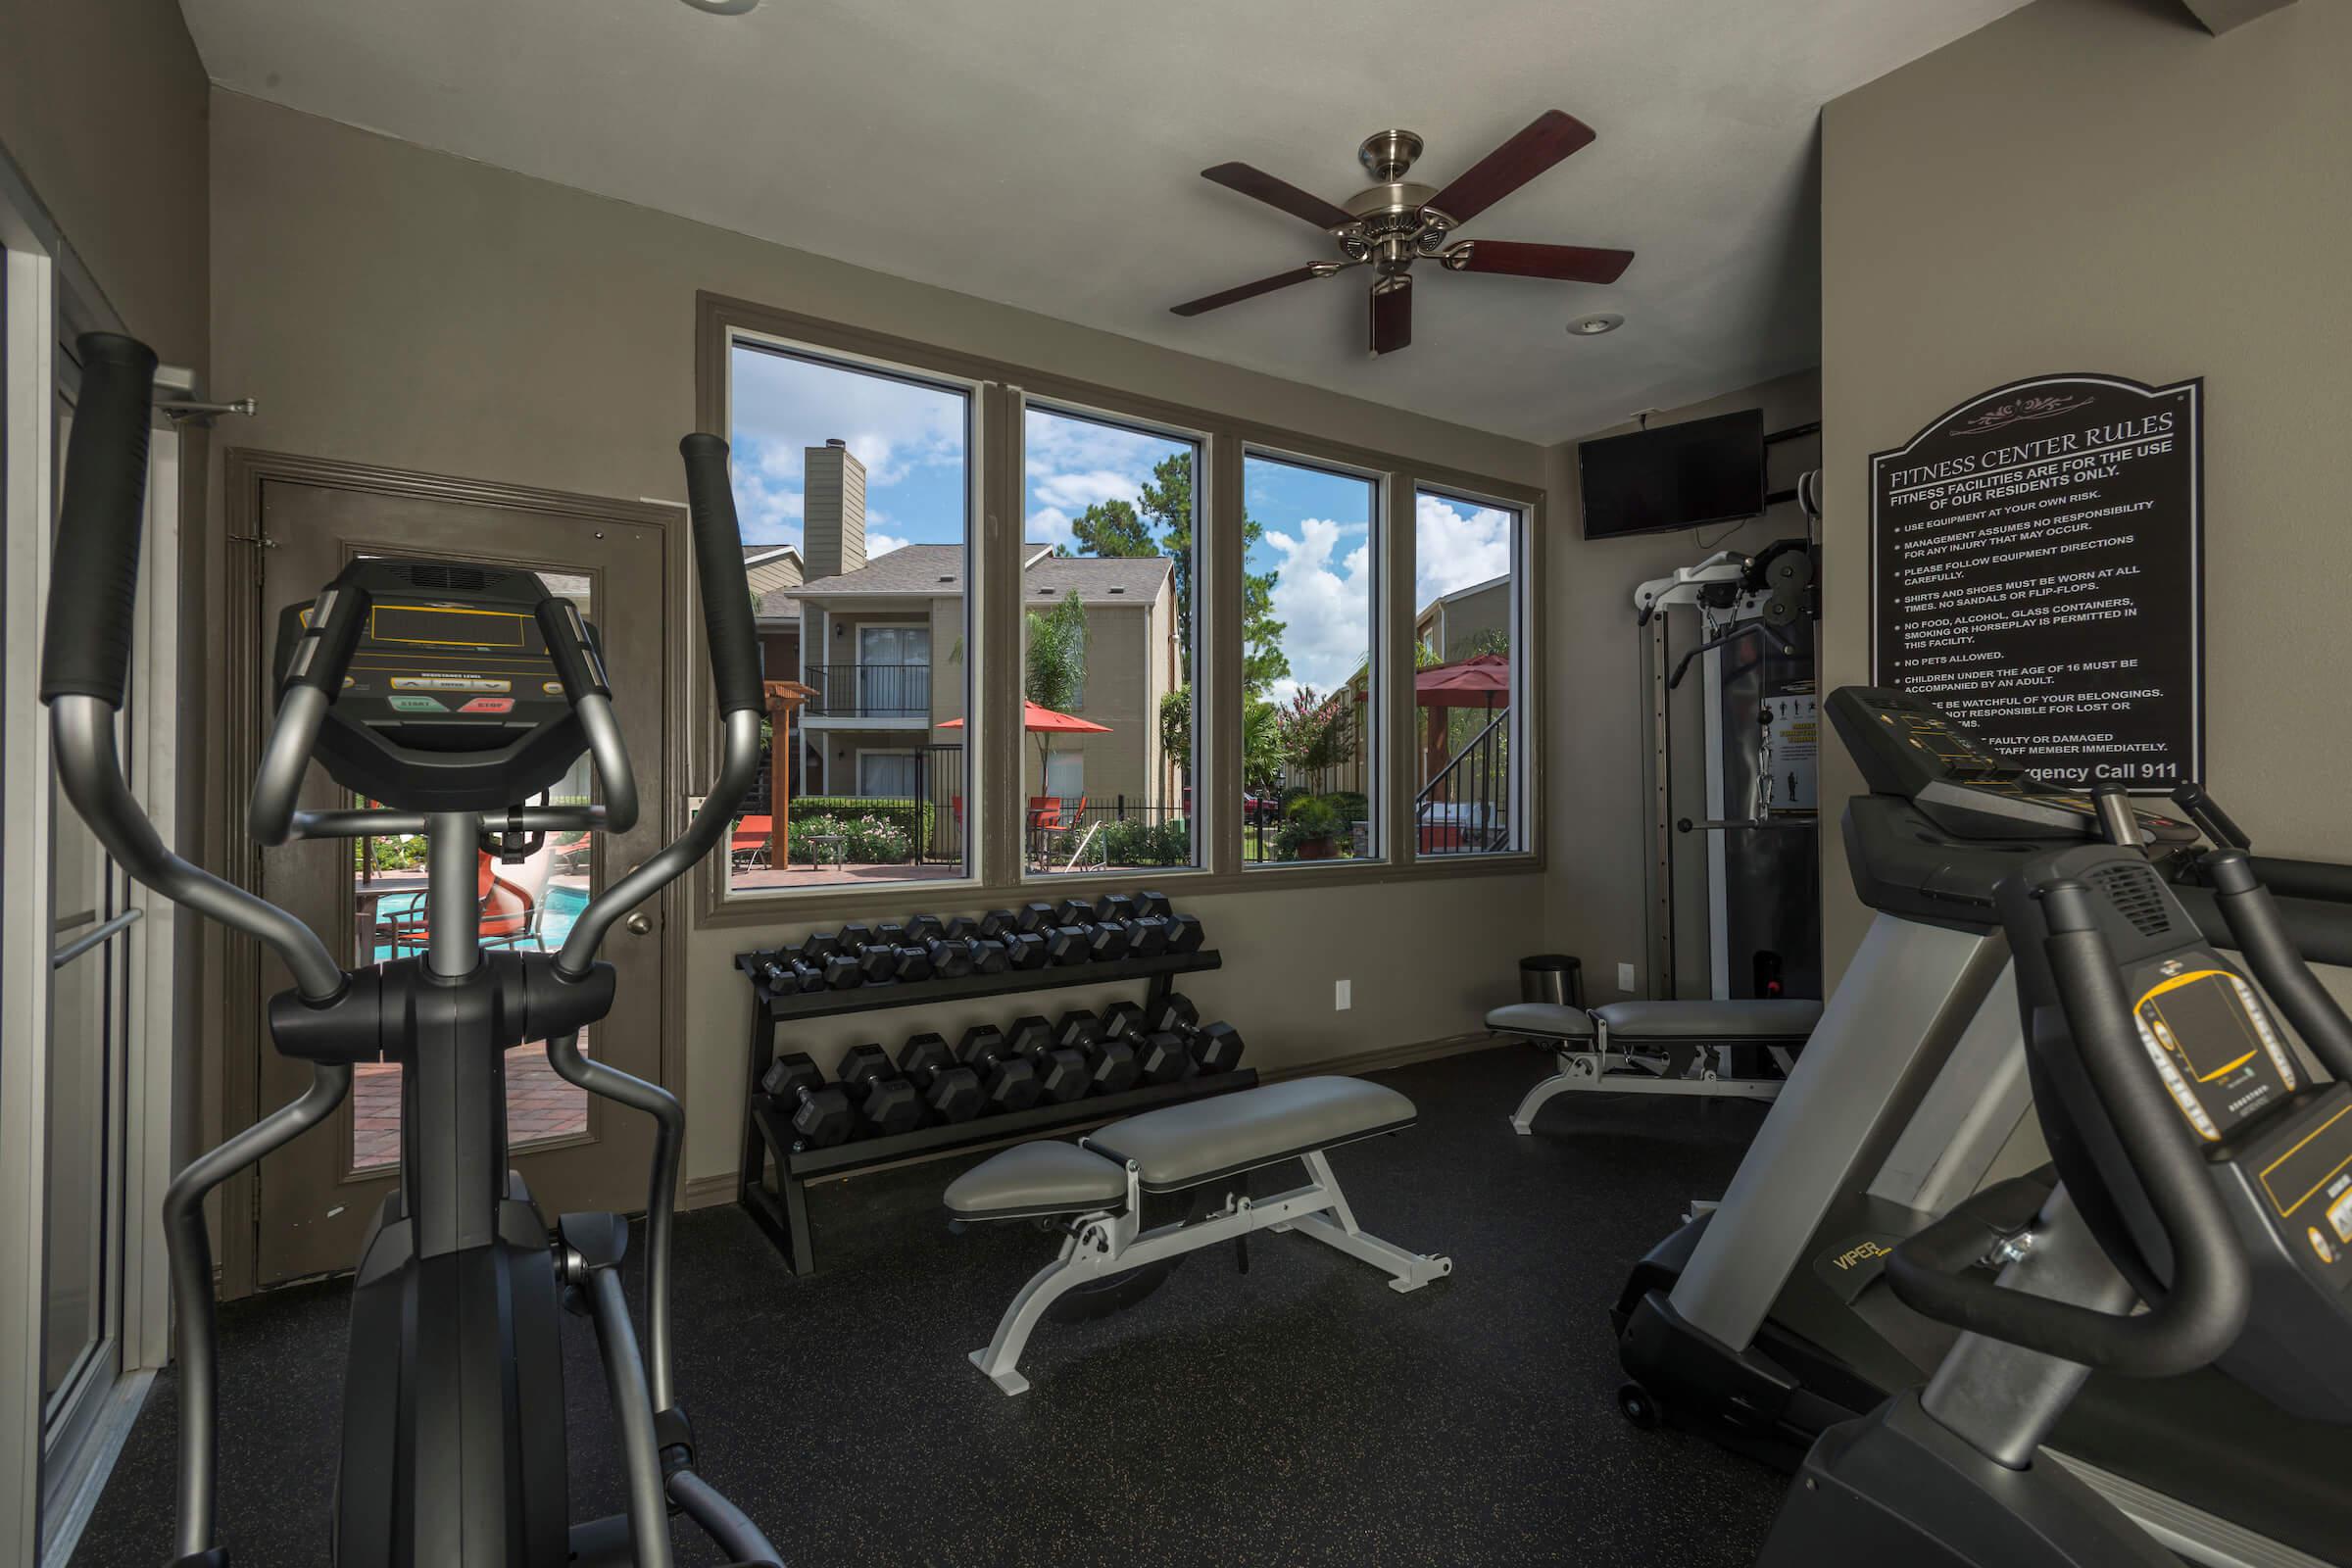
top-left (944, 1076), bottom-right (1452, 1395)
top-left (1493, 998), bottom-right (1823, 1133)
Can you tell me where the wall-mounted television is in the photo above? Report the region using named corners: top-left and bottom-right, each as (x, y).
top-left (1578, 408), bottom-right (1766, 539)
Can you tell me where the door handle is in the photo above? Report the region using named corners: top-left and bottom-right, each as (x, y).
top-left (625, 911), bottom-right (654, 937)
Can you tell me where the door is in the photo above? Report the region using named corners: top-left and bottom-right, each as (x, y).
top-left (856, 623), bottom-right (929, 716)
top-left (856, 750), bottom-right (919, 799)
top-left (250, 478), bottom-right (670, 1285)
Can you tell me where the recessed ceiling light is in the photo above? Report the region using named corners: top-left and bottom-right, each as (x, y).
top-left (678, 0), bottom-right (759, 13)
top-left (1567, 314), bottom-right (1624, 336)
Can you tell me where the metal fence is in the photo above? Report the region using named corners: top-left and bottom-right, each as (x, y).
top-left (1414, 709), bottom-right (1512, 856)
top-left (1030, 797), bottom-right (1192, 871)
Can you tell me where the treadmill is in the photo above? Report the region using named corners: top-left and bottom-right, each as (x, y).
top-left (1613, 686), bottom-right (2352, 1567)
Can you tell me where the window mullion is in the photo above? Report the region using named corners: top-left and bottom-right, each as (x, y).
top-left (1382, 473), bottom-right (1414, 867)
top-left (1204, 431), bottom-right (1245, 878)
top-left (977, 382), bottom-right (1026, 893)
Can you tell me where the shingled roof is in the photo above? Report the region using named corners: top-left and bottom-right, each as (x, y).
top-left (790, 544), bottom-right (1172, 607)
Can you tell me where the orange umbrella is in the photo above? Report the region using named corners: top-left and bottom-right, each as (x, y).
top-left (935, 701), bottom-right (1112, 734)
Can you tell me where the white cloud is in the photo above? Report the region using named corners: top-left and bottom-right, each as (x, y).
top-left (1020, 411), bottom-right (1193, 552)
top-left (1414, 494), bottom-right (1515, 609)
top-left (1031, 468), bottom-right (1145, 513)
top-left (1025, 506), bottom-right (1076, 548)
top-left (1261, 515), bottom-right (1372, 701)
top-left (867, 532), bottom-right (914, 559)
top-left (731, 349), bottom-right (966, 489)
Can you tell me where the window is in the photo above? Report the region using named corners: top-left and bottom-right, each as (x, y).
top-left (1019, 403), bottom-right (1201, 878)
top-left (1413, 489), bottom-right (1526, 856)
top-left (723, 336), bottom-right (973, 889)
top-left (1241, 453), bottom-right (1379, 866)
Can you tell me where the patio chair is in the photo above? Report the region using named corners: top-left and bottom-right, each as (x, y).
top-left (1026, 795), bottom-right (1086, 869)
top-left (376, 849), bottom-right (550, 957)
top-left (730, 813), bottom-right (774, 871)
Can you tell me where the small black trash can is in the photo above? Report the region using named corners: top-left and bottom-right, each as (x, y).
top-left (1520, 955), bottom-right (1584, 1007)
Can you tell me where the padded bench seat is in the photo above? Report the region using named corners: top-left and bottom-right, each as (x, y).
top-left (1090, 1076), bottom-right (1416, 1194)
top-left (948, 1074), bottom-right (1448, 1395)
top-left (1496, 997), bottom-right (1823, 1133)
top-left (1592, 998), bottom-right (1822, 1042)
top-left (1482, 1002), bottom-right (1597, 1042)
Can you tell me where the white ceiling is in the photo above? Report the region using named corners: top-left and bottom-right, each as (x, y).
top-left (180, 0), bottom-right (2027, 443)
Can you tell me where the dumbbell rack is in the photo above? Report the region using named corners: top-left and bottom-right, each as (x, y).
top-left (734, 947), bottom-right (1250, 1275)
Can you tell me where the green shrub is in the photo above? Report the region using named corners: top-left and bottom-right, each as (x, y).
top-left (1100, 816), bottom-right (1194, 867)
top-left (1274, 796), bottom-right (1344, 859)
top-left (1321, 791), bottom-right (1369, 826)
top-left (787, 811), bottom-right (915, 864)
top-left (787, 794), bottom-right (933, 846)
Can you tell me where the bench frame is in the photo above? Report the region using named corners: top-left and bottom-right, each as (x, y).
top-left (1507, 1012), bottom-right (1797, 1134)
top-left (968, 1148), bottom-right (1450, 1396)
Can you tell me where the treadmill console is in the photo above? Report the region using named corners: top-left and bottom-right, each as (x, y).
top-left (1829, 687), bottom-right (2192, 844)
top-left (270, 557), bottom-right (610, 812)
top-left (2000, 847), bottom-right (2352, 1422)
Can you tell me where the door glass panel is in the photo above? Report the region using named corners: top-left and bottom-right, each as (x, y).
top-left (347, 566), bottom-right (596, 1172)
top-left (43, 775), bottom-right (114, 1407)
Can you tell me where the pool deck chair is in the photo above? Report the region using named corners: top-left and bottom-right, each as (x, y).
top-left (1494, 999), bottom-right (1823, 1133)
top-left (945, 1076), bottom-right (1451, 1395)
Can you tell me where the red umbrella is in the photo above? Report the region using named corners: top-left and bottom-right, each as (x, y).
top-left (934, 701), bottom-right (1111, 734)
top-left (1415, 652), bottom-right (1512, 708)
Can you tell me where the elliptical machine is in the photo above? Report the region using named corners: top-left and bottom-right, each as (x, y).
top-left (42, 333), bottom-right (784, 1568)
top-left (1758, 780), bottom-right (2352, 1564)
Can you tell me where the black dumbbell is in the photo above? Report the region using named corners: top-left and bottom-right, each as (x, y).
top-left (1101, 1001), bottom-right (1147, 1042)
top-left (1164, 913), bottom-right (1204, 954)
top-left (757, 954), bottom-right (822, 995)
top-left (1028, 1010), bottom-right (1138, 1096)
top-left (906, 913), bottom-right (946, 945)
top-left (1054, 898), bottom-right (1095, 929)
top-left (1133, 1030), bottom-right (1195, 1086)
top-left (1082, 921), bottom-right (1131, 962)
top-left (924, 935), bottom-right (974, 979)
top-left (798, 931), bottom-right (841, 963)
top-left (1190, 1020), bottom-right (1246, 1075)
top-left (1092, 892), bottom-right (1138, 925)
top-left (1134, 890), bottom-right (1174, 918)
top-left (1004, 931), bottom-right (1051, 969)
top-left (1016, 902), bottom-right (1060, 935)
top-left (945, 915), bottom-right (980, 941)
top-left (856, 943), bottom-right (898, 984)
top-left (839, 1043), bottom-right (924, 1136)
top-left (978, 908), bottom-right (1022, 941)
top-left (759, 1053), bottom-right (854, 1149)
top-left (1126, 915), bottom-right (1170, 957)
top-left (989, 1021), bottom-right (1087, 1105)
top-left (955, 1025), bottom-right (1042, 1113)
top-left (967, 936), bottom-right (1010, 974)
top-left (1043, 925), bottom-right (1091, 965)
top-left (898, 1034), bottom-right (983, 1124)
top-left (873, 921), bottom-right (908, 951)
top-left (837, 921), bottom-right (874, 954)
top-left (1143, 993), bottom-right (1200, 1037)
top-left (893, 944), bottom-right (935, 984)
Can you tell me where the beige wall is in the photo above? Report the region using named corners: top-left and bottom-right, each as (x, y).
top-left (207, 91), bottom-right (1549, 1190)
top-left (1540, 370), bottom-right (1822, 1001)
top-left (1819, 0), bottom-right (2349, 984)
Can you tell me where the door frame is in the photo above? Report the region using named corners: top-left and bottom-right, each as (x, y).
top-left (215, 448), bottom-right (689, 1298)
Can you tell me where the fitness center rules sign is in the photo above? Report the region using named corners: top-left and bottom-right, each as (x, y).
top-left (1871, 372), bottom-right (2203, 790)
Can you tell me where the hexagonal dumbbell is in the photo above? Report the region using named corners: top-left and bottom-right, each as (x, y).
top-left (1190, 1020), bottom-right (1246, 1076)
top-left (1036, 1009), bottom-right (1138, 1097)
top-left (1042, 925), bottom-right (1092, 966)
top-left (905, 913), bottom-right (946, 945)
top-left (1100, 1000), bottom-right (1147, 1041)
top-left (924, 934), bottom-right (974, 980)
top-left (892, 944), bottom-right (935, 984)
top-left (1163, 912), bottom-right (1204, 954)
top-left (1016, 902), bottom-right (1061, 935)
top-left (993, 1019), bottom-right (1087, 1104)
top-left (759, 1053), bottom-right (853, 1150)
top-left (854, 942), bottom-right (897, 984)
top-left (1092, 892), bottom-right (1139, 927)
top-left (1082, 921), bottom-right (1131, 962)
top-left (978, 908), bottom-right (1022, 941)
top-left (1125, 915), bottom-right (1171, 957)
top-left (838, 1043), bottom-right (923, 1137)
top-left (955, 1024), bottom-right (1043, 1113)
top-left (1134, 890), bottom-right (1174, 919)
top-left (1132, 1030), bottom-right (1195, 1086)
top-left (1143, 992), bottom-right (1200, 1038)
top-left (897, 1034), bottom-right (983, 1124)
top-left (757, 953), bottom-right (825, 995)
top-left (1003, 930), bottom-right (1051, 970)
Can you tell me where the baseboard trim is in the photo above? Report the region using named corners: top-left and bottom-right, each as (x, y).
top-left (680, 1171), bottom-right (739, 1210)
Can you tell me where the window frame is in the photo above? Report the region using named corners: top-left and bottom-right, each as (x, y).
top-left (1409, 482), bottom-right (1534, 861)
top-left (1016, 394), bottom-right (1209, 882)
top-left (694, 292), bottom-right (1544, 926)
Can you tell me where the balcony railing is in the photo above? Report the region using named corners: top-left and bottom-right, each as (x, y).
top-left (803, 662), bottom-right (931, 720)
top-left (1414, 708), bottom-right (1512, 856)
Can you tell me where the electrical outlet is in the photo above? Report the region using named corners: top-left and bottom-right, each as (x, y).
top-left (1617, 962), bottom-right (1637, 994)
top-left (1335, 978), bottom-right (1352, 1010)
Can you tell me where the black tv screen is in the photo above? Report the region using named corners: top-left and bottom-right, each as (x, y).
top-left (1579, 409), bottom-right (1766, 539)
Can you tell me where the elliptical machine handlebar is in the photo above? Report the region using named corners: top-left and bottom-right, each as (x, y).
top-left (554, 434), bottom-right (763, 977)
top-left (1885, 878), bottom-right (2252, 1376)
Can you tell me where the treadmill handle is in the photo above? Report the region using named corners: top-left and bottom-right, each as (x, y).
top-left (2200, 850), bottom-right (2352, 1081)
top-left (1886, 879), bottom-right (2251, 1377)
top-left (2171, 780), bottom-right (2250, 851)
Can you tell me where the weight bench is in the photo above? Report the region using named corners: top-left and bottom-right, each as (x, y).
top-left (944, 1076), bottom-right (1452, 1395)
top-left (1494, 999), bottom-right (1822, 1133)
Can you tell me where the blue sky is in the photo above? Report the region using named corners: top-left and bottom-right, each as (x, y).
top-left (729, 343), bottom-right (1517, 700)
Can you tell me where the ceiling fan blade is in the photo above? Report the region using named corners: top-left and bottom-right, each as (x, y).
top-left (1449, 240), bottom-right (1635, 283)
top-left (1200, 162), bottom-right (1357, 231)
top-left (1370, 276), bottom-right (1412, 356)
top-left (1427, 110), bottom-right (1597, 224)
top-left (1169, 264), bottom-right (1335, 318)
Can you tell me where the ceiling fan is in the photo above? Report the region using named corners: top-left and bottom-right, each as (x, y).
top-left (1169, 111), bottom-right (1634, 356)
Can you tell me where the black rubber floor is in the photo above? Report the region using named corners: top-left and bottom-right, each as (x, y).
top-left (71, 1044), bottom-right (1787, 1566)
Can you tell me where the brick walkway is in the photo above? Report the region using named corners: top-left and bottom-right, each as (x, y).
top-left (351, 1040), bottom-right (589, 1170)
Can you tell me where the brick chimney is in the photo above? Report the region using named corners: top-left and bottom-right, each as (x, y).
top-left (802, 438), bottom-right (867, 582)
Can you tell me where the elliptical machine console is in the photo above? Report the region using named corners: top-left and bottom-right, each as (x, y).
top-left (41, 332), bottom-right (781, 1568)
